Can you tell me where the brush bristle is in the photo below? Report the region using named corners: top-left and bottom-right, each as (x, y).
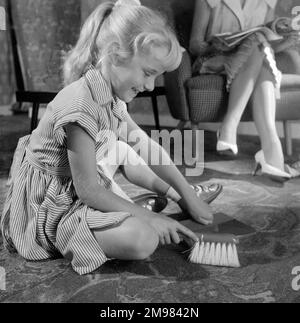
top-left (188, 241), bottom-right (240, 268)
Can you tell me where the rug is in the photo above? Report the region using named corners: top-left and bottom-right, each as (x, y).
top-left (0, 115), bottom-right (300, 303)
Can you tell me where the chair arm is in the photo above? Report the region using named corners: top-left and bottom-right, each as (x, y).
top-left (164, 50), bottom-right (192, 121)
top-left (275, 49), bottom-right (300, 75)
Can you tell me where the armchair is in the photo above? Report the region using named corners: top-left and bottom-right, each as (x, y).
top-left (164, 5), bottom-right (300, 156)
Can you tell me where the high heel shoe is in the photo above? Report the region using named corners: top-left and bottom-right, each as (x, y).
top-left (253, 150), bottom-right (291, 183)
top-left (216, 130), bottom-right (238, 156)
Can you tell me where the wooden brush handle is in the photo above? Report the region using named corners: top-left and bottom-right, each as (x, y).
top-left (199, 232), bottom-right (239, 244)
top-left (179, 232), bottom-right (239, 246)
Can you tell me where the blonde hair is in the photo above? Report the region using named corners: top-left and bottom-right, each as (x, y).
top-left (63, 0), bottom-right (182, 86)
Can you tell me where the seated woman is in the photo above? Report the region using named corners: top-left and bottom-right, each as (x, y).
top-left (189, 0), bottom-right (300, 180)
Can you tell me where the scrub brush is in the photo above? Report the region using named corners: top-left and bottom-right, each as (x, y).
top-left (169, 213), bottom-right (255, 268)
top-left (188, 232), bottom-right (240, 268)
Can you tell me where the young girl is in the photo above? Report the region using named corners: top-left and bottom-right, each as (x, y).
top-left (1, 0), bottom-right (217, 275)
top-left (189, 0), bottom-right (300, 180)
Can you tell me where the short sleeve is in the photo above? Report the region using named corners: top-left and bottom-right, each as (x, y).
top-left (265, 0), bottom-right (277, 10)
top-left (206, 0), bottom-right (220, 9)
top-left (116, 99), bottom-right (128, 120)
top-left (53, 100), bottom-right (99, 146)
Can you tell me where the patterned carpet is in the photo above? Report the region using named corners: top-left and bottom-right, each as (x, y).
top-left (0, 114), bottom-right (300, 303)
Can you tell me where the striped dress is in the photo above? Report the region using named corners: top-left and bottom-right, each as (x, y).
top-left (1, 67), bottom-right (133, 275)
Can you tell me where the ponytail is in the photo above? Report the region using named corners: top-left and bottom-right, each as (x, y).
top-left (63, 1), bottom-right (114, 86)
top-left (63, 0), bottom-right (182, 86)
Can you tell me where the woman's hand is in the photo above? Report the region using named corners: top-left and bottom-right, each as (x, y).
top-left (178, 191), bottom-right (214, 226)
top-left (148, 214), bottom-right (199, 247)
top-left (211, 38), bottom-right (232, 53)
top-left (284, 31), bottom-right (300, 45)
top-left (273, 31), bottom-right (300, 53)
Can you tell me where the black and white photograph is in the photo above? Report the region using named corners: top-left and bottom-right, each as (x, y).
top-left (0, 0), bottom-right (300, 306)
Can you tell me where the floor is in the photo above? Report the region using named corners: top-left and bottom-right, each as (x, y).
top-left (1, 113), bottom-right (300, 303)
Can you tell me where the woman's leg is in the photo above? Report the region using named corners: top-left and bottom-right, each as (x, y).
top-left (220, 45), bottom-right (265, 145)
top-left (251, 65), bottom-right (285, 171)
top-left (93, 216), bottom-right (159, 260)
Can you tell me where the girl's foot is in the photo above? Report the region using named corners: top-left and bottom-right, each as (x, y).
top-left (166, 183), bottom-right (223, 205)
top-left (190, 183), bottom-right (223, 204)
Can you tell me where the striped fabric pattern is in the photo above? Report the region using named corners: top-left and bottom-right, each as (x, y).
top-left (1, 67), bottom-right (132, 275)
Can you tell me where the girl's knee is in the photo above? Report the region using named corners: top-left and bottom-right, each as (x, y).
top-left (117, 141), bottom-right (136, 164)
top-left (94, 217), bottom-right (158, 260)
top-left (116, 140), bottom-right (129, 153)
top-left (118, 141), bottom-right (146, 167)
top-left (123, 220), bottom-right (159, 260)
top-left (114, 140), bottom-right (130, 165)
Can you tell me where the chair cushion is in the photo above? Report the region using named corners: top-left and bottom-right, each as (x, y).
top-left (281, 74), bottom-right (300, 91)
top-left (186, 75), bottom-right (228, 122)
top-left (276, 74), bottom-right (300, 121)
top-left (187, 74), bottom-right (226, 91)
top-left (186, 73), bottom-right (300, 123)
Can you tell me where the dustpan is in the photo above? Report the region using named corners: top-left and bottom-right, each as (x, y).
top-left (168, 212), bottom-right (256, 239)
top-left (181, 213), bottom-right (256, 239)
top-left (132, 193), bottom-right (256, 239)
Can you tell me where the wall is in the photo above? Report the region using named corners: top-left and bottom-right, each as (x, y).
top-left (277, 0), bottom-right (300, 16)
top-left (11, 0), bottom-right (81, 92)
top-left (0, 0), bottom-right (81, 108)
top-left (0, 0), bottom-right (299, 116)
top-left (0, 0), bottom-right (14, 105)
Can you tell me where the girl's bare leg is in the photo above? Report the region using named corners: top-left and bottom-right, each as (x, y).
top-left (93, 216), bottom-right (159, 260)
top-left (119, 143), bottom-right (171, 196)
top-left (100, 141), bottom-right (173, 198)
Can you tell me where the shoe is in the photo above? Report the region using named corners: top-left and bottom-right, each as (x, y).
top-left (176, 183), bottom-right (222, 219)
top-left (177, 183), bottom-right (223, 210)
top-left (253, 150), bottom-right (291, 183)
top-left (216, 130), bottom-right (238, 156)
top-left (285, 163), bottom-right (300, 178)
top-left (190, 183), bottom-right (223, 204)
top-left (291, 161), bottom-right (300, 171)
top-left (133, 193), bottom-right (168, 213)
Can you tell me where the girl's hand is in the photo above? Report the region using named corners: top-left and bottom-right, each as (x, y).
top-left (148, 214), bottom-right (199, 246)
top-left (178, 192), bottom-right (214, 225)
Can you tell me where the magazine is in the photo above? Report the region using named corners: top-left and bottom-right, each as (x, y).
top-left (211, 17), bottom-right (298, 50)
